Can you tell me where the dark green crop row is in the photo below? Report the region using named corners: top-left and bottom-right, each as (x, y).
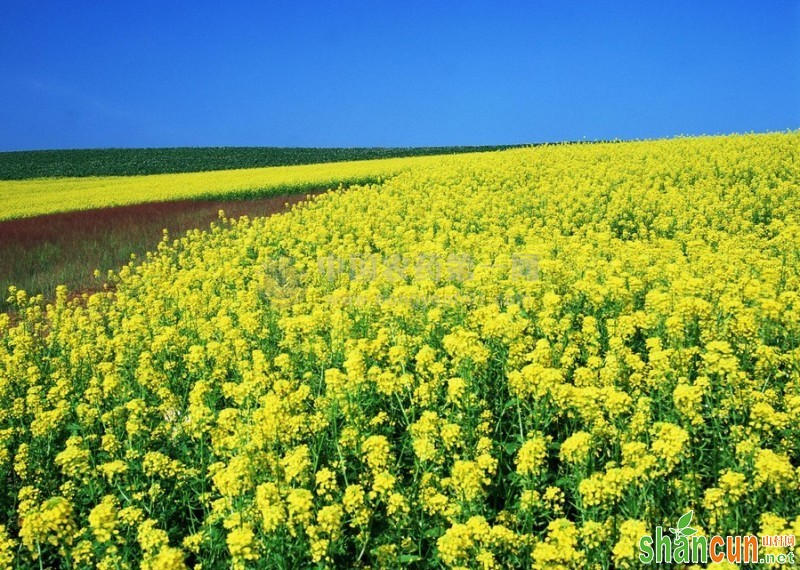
top-left (0, 145), bottom-right (524, 180)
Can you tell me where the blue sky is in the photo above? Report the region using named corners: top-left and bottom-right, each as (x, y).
top-left (0, 1), bottom-right (798, 150)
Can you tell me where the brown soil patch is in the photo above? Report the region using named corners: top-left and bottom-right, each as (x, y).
top-left (0, 192), bottom-right (321, 246)
top-left (0, 191), bottom-right (325, 312)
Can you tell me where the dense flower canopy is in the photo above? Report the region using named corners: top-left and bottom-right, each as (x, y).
top-left (1, 132), bottom-right (799, 568)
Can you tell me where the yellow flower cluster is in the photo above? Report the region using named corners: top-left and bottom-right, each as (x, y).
top-left (2, 131), bottom-right (799, 567)
top-left (0, 152), bottom-right (481, 220)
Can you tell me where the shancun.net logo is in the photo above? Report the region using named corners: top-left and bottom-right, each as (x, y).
top-left (638, 511), bottom-right (796, 565)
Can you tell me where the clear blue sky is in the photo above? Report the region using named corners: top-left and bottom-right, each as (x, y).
top-left (1, 1), bottom-right (798, 150)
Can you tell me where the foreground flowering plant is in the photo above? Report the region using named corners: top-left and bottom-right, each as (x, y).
top-left (1, 132), bottom-right (799, 568)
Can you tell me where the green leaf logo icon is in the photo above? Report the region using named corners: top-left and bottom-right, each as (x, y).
top-left (669, 511), bottom-right (697, 538)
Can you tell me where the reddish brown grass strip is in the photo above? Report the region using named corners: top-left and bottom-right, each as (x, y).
top-left (0, 192), bottom-right (323, 311)
top-left (0, 193), bottom-right (318, 246)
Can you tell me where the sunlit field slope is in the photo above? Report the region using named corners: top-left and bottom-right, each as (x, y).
top-left (0, 152), bottom-right (488, 221)
top-left (1, 132), bottom-right (799, 568)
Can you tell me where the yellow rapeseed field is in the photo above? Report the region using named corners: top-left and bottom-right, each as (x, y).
top-left (1, 132), bottom-right (799, 568)
top-left (0, 153), bottom-right (467, 221)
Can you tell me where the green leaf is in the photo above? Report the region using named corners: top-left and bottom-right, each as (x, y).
top-left (424, 527), bottom-right (444, 538)
top-left (677, 511), bottom-right (693, 530)
top-left (399, 555), bottom-right (422, 563)
top-left (683, 527), bottom-right (698, 536)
